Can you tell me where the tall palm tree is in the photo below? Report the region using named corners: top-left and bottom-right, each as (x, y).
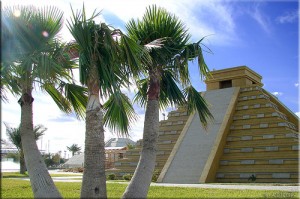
top-left (122, 5), bottom-right (213, 198)
top-left (5, 123), bottom-right (47, 174)
top-left (67, 143), bottom-right (81, 156)
top-left (67, 6), bottom-right (145, 198)
top-left (1, 6), bottom-right (87, 198)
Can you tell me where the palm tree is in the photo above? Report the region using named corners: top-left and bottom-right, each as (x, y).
top-left (67, 144), bottom-right (81, 156)
top-left (122, 5), bottom-right (213, 198)
top-left (1, 6), bottom-right (87, 198)
top-left (67, 6), bottom-right (145, 198)
top-left (5, 123), bottom-right (47, 174)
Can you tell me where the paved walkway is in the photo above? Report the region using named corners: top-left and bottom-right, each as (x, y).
top-left (11, 174), bottom-right (299, 192)
top-left (150, 183), bottom-right (299, 192)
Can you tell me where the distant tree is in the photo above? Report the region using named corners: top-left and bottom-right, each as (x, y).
top-left (52, 153), bottom-right (61, 165)
top-left (43, 154), bottom-right (55, 167)
top-left (126, 143), bottom-right (135, 150)
top-left (67, 144), bottom-right (81, 156)
top-left (5, 152), bottom-right (20, 162)
top-left (5, 123), bottom-right (46, 174)
top-left (1, 139), bottom-right (6, 145)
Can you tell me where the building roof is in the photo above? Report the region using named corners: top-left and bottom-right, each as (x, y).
top-left (64, 138), bottom-right (135, 167)
top-left (105, 138), bottom-right (135, 147)
top-left (63, 153), bottom-right (84, 167)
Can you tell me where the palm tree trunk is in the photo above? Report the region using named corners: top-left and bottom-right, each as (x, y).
top-left (81, 64), bottom-right (107, 199)
top-left (19, 150), bottom-right (26, 174)
top-left (122, 70), bottom-right (160, 199)
top-left (19, 88), bottom-right (62, 198)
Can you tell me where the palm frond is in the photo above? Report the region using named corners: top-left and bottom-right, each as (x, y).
top-left (4, 123), bottom-right (46, 150)
top-left (33, 124), bottom-right (47, 139)
top-left (5, 123), bottom-right (22, 149)
top-left (1, 63), bottom-right (22, 99)
top-left (159, 70), bottom-right (186, 109)
top-left (63, 82), bottom-right (88, 120)
top-left (126, 5), bottom-right (191, 68)
top-left (43, 83), bottom-right (72, 114)
top-left (67, 5), bottom-right (100, 86)
top-left (183, 86), bottom-right (213, 129)
top-left (2, 5), bottom-right (63, 58)
top-left (103, 91), bottom-right (138, 136)
top-left (133, 78), bottom-right (149, 108)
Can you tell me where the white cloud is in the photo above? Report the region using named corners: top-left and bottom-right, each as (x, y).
top-left (276, 10), bottom-right (298, 24)
top-left (2, 0), bottom-right (241, 46)
top-left (0, 0), bottom-right (241, 154)
top-left (271, 91), bottom-right (283, 97)
top-left (295, 83), bottom-right (299, 87)
top-left (251, 4), bottom-right (272, 35)
top-left (157, 0), bottom-right (239, 45)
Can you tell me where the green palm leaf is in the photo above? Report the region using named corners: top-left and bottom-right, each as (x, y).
top-left (127, 5), bottom-right (213, 126)
top-left (63, 82), bottom-right (88, 120)
top-left (5, 123), bottom-right (46, 150)
top-left (103, 91), bottom-right (138, 136)
top-left (43, 83), bottom-right (72, 114)
top-left (183, 86), bottom-right (213, 129)
top-left (68, 5), bottom-right (149, 135)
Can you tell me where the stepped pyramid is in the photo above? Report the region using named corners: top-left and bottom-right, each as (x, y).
top-left (108, 66), bottom-right (299, 183)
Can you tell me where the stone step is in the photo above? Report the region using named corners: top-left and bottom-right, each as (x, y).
top-left (157, 135), bottom-right (182, 141)
top-left (230, 122), bottom-right (297, 131)
top-left (220, 151), bottom-right (298, 160)
top-left (227, 133), bottom-right (298, 141)
top-left (159, 119), bottom-right (188, 127)
top-left (223, 146), bottom-right (298, 153)
top-left (240, 86), bottom-right (262, 93)
top-left (225, 138), bottom-right (298, 147)
top-left (233, 111), bottom-right (288, 121)
top-left (236, 101), bottom-right (278, 110)
top-left (161, 115), bottom-right (189, 122)
top-left (219, 158), bottom-right (298, 166)
top-left (159, 124), bottom-right (186, 131)
top-left (157, 130), bottom-right (181, 136)
top-left (218, 165), bottom-right (298, 173)
top-left (238, 93), bottom-right (270, 102)
top-left (230, 126), bottom-right (296, 134)
top-left (232, 116), bottom-right (287, 125)
top-left (216, 172), bottom-right (299, 179)
top-left (217, 178), bottom-right (298, 183)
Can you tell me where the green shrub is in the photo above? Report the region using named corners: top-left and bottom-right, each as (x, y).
top-left (5, 153), bottom-right (20, 162)
top-left (248, 174), bottom-right (257, 182)
top-left (107, 173), bottom-right (116, 180)
top-left (152, 170), bottom-right (160, 182)
top-left (123, 174), bottom-right (133, 181)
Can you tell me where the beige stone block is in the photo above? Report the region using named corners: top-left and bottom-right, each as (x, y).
top-left (257, 113), bottom-right (264, 118)
top-left (272, 173), bottom-right (290, 179)
top-left (241, 160), bottom-right (255, 164)
top-left (269, 159), bottom-right (284, 164)
top-left (260, 123), bottom-right (268, 128)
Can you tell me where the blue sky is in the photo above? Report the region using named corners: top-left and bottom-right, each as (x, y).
top-left (1, 0), bottom-right (299, 155)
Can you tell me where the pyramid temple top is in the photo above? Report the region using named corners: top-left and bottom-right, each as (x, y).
top-left (205, 66), bottom-right (263, 91)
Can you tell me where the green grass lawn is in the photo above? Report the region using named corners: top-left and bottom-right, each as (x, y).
top-left (1, 172), bottom-right (82, 178)
top-left (1, 178), bottom-right (298, 198)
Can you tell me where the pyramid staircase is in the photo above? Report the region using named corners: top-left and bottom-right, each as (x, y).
top-left (215, 86), bottom-right (299, 183)
top-left (107, 66), bottom-right (299, 183)
top-left (106, 106), bottom-right (190, 178)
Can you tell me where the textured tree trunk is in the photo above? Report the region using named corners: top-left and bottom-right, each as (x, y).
top-left (122, 70), bottom-right (160, 199)
top-left (80, 64), bottom-right (107, 199)
top-left (19, 150), bottom-right (27, 174)
top-left (19, 88), bottom-right (62, 198)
